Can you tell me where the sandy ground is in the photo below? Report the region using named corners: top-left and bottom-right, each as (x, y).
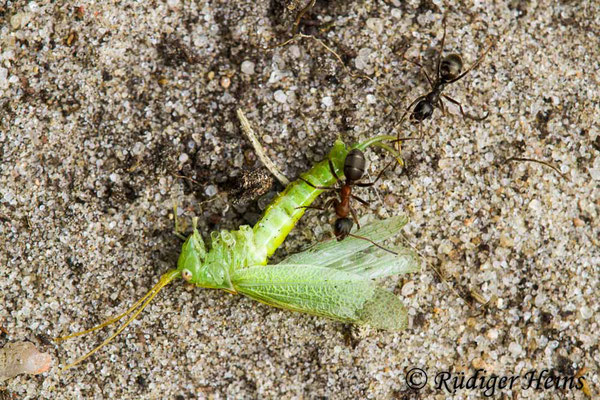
top-left (1, 0), bottom-right (599, 399)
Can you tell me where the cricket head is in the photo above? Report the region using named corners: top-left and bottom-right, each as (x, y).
top-left (177, 225), bottom-right (233, 290)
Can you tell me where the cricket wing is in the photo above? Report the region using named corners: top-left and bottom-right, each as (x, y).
top-left (324, 246), bottom-right (420, 279)
top-left (281, 216), bottom-right (419, 279)
top-left (232, 264), bottom-right (407, 331)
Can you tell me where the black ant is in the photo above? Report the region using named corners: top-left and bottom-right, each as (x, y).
top-left (395, 16), bottom-right (493, 141)
top-left (298, 149), bottom-right (395, 253)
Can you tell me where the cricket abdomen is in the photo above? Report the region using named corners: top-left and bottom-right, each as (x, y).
top-left (252, 140), bottom-right (349, 261)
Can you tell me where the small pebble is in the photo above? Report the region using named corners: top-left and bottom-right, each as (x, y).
top-left (220, 76), bottom-right (231, 89)
top-left (572, 218), bottom-right (585, 227)
top-left (274, 90), bottom-right (287, 104)
top-left (0, 68), bottom-right (8, 89)
top-left (508, 342), bottom-right (523, 357)
top-left (205, 185), bottom-right (217, 196)
top-left (580, 306), bottom-right (593, 319)
top-left (401, 280), bottom-right (415, 296)
top-left (499, 233), bottom-right (514, 248)
top-left (241, 61), bottom-right (255, 75)
top-left (321, 96), bottom-right (333, 107)
top-left (486, 328), bottom-right (499, 341)
top-left (534, 292), bottom-right (547, 308)
top-left (366, 18), bottom-right (384, 35)
top-left (179, 153), bottom-right (189, 163)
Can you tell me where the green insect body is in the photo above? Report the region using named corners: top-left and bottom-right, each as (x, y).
top-left (179, 140), bottom-right (348, 290)
top-left (57, 135), bottom-right (418, 369)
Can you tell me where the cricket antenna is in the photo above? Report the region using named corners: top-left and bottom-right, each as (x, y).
top-left (55, 269), bottom-right (181, 370)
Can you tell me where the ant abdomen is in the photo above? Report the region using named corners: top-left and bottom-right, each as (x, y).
top-left (343, 149), bottom-right (366, 182)
top-left (413, 100), bottom-right (434, 121)
top-left (334, 217), bottom-right (354, 241)
top-left (440, 53), bottom-right (463, 82)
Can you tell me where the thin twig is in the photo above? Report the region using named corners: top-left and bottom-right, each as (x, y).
top-left (506, 157), bottom-right (568, 180)
top-left (236, 109), bottom-right (290, 187)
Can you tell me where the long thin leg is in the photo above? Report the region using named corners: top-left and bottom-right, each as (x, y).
top-left (355, 160), bottom-right (393, 187)
top-left (438, 98), bottom-right (447, 116)
top-left (296, 198), bottom-right (336, 211)
top-left (393, 95), bottom-right (426, 145)
top-left (299, 176), bottom-right (335, 190)
top-left (328, 159), bottom-right (341, 182)
top-left (350, 207), bottom-right (361, 230)
top-left (351, 194), bottom-right (369, 206)
top-left (436, 14), bottom-right (448, 79)
top-left (393, 124), bottom-right (426, 143)
top-left (416, 121), bottom-right (424, 139)
top-left (404, 95), bottom-right (426, 115)
top-left (296, 205), bottom-right (326, 211)
top-left (443, 94), bottom-right (489, 121)
top-left (446, 43), bottom-right (494, 84)
top-left (404, 57), bottom-right (433, 88)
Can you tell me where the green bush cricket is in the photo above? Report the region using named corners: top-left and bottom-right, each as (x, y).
top-left (56, 135), bottom-right (419, 370)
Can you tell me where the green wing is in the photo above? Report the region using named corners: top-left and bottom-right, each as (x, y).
top-left (232, 265), bottom-right (407, 331)
top-left (281, 216), bottom-right (420, 278)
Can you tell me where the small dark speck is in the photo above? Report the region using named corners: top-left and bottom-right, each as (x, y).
top-left (136, 375), bottom-right (148, 389)
top-left (555, 355), bottom-right (575, 376)
top-left (540, 311), bottom-right (553, 325)
top-left (412, 312), bottom-right (426, 328)
top-left (592, 136), bottom-right (600, 152)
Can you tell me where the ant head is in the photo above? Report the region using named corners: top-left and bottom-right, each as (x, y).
top-left (344, 149), bottom-right (366, 182)
top-left (334, 218), bottom-right (353, 241)
top-left (412, 100), bottom-right (434, 122)
top-left (440, 53), bottom-right (463, 82)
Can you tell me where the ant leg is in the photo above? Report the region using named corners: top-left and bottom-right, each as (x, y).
top-left (328, 159), bottom-right (341, 182)
top-left (296, 205), bottom-right (326, 211)
top-left (437, 98), bottom-right (447, 116)
top-left (355, 160), bottom-right (393, 187)
top-left (392, 95), bottom-right (426, 146)
top-left (350, 207), bottom-right (361, 230)
top-left (415, 121), bottom-right (424, 140)
top-left (299, 176), bottom-right (334, 190)
top-left (404, 95), bottom-right (426, 115)
top-left (296, 197), bottom-right (336, 211)
top-left (403, 57), bottom-right (433, 88)
top-left (443, 95), bottom-right (489, 121)
top-left (446, 42), bottom-right (494, 84)
top-left (436, 14), bottom-right (448, 79)
top-left (351, 195), bottom-right (369, 206)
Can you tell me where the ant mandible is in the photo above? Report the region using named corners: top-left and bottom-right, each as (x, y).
top-left (395, 15), bottom-right (493, 141)
top-left (299, 149), bottom-right (395, 252)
